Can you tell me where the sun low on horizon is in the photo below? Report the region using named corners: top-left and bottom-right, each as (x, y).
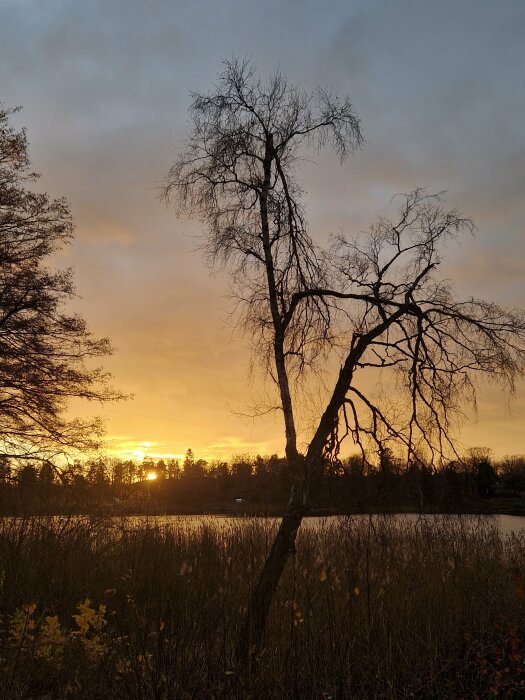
top-left (2, 0), bottom-right (524, 465)
top-left (3, 3), bottom-right (525, 698)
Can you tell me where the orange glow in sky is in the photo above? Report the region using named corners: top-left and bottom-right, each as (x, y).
top-left (4, 1), bottom-right (524, 462)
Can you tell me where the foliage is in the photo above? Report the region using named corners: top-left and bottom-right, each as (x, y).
top-left (0, 105), bottom-right (121, 463)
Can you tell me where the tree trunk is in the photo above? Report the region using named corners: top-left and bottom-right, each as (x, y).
top-left (236, 134), bottom-right (306, 668)
top-left (236, 317), bottom-right (408, 669)
top-left (236, 483), bottom-right (306, 667)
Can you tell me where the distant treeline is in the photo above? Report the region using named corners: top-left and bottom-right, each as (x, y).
top-left (1, 448), bottom-right (525, 515)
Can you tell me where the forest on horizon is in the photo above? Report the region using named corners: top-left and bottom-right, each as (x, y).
top-left (3, 448), bottom-right (525, 516)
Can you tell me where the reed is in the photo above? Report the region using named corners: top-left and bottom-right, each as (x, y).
top-left (0, 515), bottom-right (523, 698)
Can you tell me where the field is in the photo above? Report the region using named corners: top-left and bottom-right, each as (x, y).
top-left (0, 515), bottom-right (524, 699)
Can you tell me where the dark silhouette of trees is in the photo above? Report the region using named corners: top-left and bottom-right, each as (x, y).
top-left (3, 447), bottom-right (525, 516)
top-left (466, 447), bottom-right (498, 498)
top-left (0, 456), bottom-right (11, 483)
top-left (38, 460), bottom-right (55, 486)
top-left (499, 455), bottom-right (525, 493)
top-left (166, 458), bottom-right (181, 480)
top-left (182, 448), bottom-right (194, 477)
top-left (0, 105), bottom-right (121, 463)
top-left (155, 458), bottom-right (167, 479)
top-left (163, 59), bottom-right (525, 662)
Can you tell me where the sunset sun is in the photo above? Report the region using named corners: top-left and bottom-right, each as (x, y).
top-left (1, 2), bottom-right (524, 696)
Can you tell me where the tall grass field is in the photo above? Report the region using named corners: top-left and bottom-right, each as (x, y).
top-left (0, 516), bottom-right (523, 698)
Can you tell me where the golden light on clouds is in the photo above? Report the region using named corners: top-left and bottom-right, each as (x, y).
top-left (3, 0), bottom-right (523, 461)
top-left (106, 437), bottom-right (187, 463)
top-left (105, 436), bottom-right (275, 463)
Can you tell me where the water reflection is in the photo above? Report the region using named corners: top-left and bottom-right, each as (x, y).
top-left (135, 513), bottom-right (525, 536)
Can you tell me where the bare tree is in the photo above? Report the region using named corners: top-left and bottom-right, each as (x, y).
top-left (0, 105), bottom-right (121, 464)
top-left (163, 59), bottom-right (525, 662)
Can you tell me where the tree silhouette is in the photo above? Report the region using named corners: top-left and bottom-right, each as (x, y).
top-left (164, 59), bottom-right (525, 662)
top-left (0, 105), bottom-right (121, 463)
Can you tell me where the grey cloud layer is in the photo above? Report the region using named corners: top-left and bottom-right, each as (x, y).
top-left (1, 0), bottom-right (524, 456)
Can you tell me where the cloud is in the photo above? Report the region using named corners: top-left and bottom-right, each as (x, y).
top-left (2, 0), bottom-right (524, 458)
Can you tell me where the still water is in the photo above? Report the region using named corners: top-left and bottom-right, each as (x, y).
top-left (135, 513), bottom-right (525, 537)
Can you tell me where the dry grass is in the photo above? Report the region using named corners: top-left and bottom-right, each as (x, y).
top-left (0, 515), bottom-right (523, 698)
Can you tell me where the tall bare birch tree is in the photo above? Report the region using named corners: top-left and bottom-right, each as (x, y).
top-left (163, 59), bottom-right (525, 661)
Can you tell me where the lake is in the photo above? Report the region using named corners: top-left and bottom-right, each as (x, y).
top-left (132, 513), bottom-right (525, 537)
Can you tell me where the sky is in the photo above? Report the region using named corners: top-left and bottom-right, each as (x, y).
top-left (1, 0), bottom-right (524, 461)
